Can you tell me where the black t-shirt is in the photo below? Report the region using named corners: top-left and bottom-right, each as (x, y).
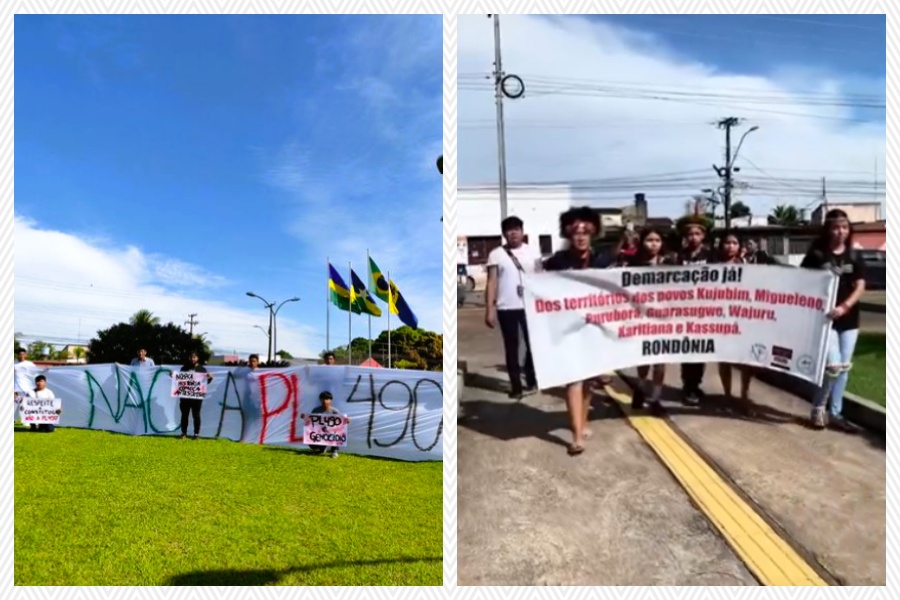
top-left (675, 246), bottom-right (713, 265)
top-left (543, 250), bottom-right (605, 271)
top-left (625, 253), bottom-right (674, 267)
top-left (800, 248), bottom-right (866, 331)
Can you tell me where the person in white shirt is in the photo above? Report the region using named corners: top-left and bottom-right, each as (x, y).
top-left (16, 348), bottom-right (36, 369)
top-left (14, 349), bottom-right (37, 424)
top-left (484, 216), bottom-right (543, 399)
top-left (26, 375), bottom-right (61, 433)
top-left (130, 348), bottom-right (156, 368)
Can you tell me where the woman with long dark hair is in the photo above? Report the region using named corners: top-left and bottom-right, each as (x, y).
top-left (542, 206), bottom-right (605, 456)
top-left (800, 209), bottom-right (867, 431)
top-left (626, 227), bottom-right (671, 413)
top-left (716, 230), bottom-right (756, 415)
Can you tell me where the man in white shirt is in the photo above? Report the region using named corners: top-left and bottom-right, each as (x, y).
top-left (130, 348), bottom-right (156, 368)
top-left (26, 375), bottom-right (60, 433)
top-left (16, 348), bottom-right (36, 369)
top-left (14, 349), bottom-right (37, 423)
top-left (485, 216), bottom-right (542, 398)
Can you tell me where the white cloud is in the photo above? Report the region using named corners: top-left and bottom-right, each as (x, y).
top-left (459, 16), bottom-right (885, 219)
top-left (15, 216), bottom-right (320, 358)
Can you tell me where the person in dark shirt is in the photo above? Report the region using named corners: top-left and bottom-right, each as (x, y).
top-left (175, 351), bottom-right (213, 440)
top-left (612, 230), bottom-right (640, 267)
top-left (673, 217), bottom-right (713, 406)
top-left (626, 227), bottom-right (672, 413)
top-left (542, 206), bottom-right (604, 456)
top-left (742, 238), bottom-right (779, 265)
top-left (715, 231), bottom-right (756, 416)
top-left (800, 209), bottom-right (867, 431)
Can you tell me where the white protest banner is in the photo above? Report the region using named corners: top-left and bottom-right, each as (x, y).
top-left (525, 264), bottom-right (838, 390)
top-left (170, 372), bottom-right (207, 399)
top-left (11, 364), bottom-right (442, 462)
top-left (19, 396), bottom-right (62, 425)
top-left (304, 413), bottom-right (349, 447)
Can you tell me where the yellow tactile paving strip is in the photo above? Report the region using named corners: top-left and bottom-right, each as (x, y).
top-left (604, 385), bottom-right (829, 586)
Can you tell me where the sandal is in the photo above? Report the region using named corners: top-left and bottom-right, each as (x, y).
top-left (567, 443), bottom-right (585, 456)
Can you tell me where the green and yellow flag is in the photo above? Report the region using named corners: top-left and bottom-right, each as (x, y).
top-left (328, 263), bottom-right (352, 312)
top-left (368, 256), bottom-right (391, 303)
top-left (351, 269), bottom-right (382, 317)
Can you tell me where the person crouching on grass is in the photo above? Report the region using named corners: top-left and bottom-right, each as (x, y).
top-left (300, 391), bottom-right (350, 458)
top-left (175, 351), bottom-right (213, 440)
top-left (625, 227), bottom-right (671, 414)
top-left (715, 231), bottom-right (756, 416)
top-left (800, 209), bottom-right (866, 432)
top-left (27, 375), bottom-right (61, 433)
top-left (542, 206), bottom-right (605, 457)
top-left (674, 216), bottom-right (713, 406)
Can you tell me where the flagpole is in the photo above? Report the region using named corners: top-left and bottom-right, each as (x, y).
top-left (387, 269), bottom-right (392, 369)
top-left (366, 248), bottom-right (373, 361)
top-left (348, 260), bottom-right (353, 366)
top-left (326, 256), bottom-right (330, 352)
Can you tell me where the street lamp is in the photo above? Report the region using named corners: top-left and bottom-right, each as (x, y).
top-left (731, 125), bottom-right (759, 169)
top-left (247, 292), bottom-right (275, 363)
top-left (272, 297), bottom-right (300, 362)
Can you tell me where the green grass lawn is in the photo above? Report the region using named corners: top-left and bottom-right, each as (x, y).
top-left (15, 427), bottom-right (442, 585)
top-left (846, 332), bottom-right (886, 407)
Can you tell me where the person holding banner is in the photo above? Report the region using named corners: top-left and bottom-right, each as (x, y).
top-left (801, 209), bottom-right (867, 432)
top-left (625, 227), bottom-right (673, 413)
top-left (542, 206), bottom-right (605, 456)
top-left (176, 352), bottom-right (213, 440)
top-left (300, 391), bottom-right (349, 458)
top-left (485, 216), bottom-right (542, 399)
top-left (26, 375), bottom-right (61, 433)
top-left (673, 216), bottom-right (714, 406)
top-left (715, 231), bottom-right (756, 416)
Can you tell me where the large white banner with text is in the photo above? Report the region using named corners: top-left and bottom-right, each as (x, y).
top-left (11, 364), bottom-right (442, 462)
top-left (525, 264), bottom-right (838, 390)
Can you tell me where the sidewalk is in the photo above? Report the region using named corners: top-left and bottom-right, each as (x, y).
top-left (459, 305), bottom-right (885, 585)
top-left (618, 364), bottom-right (886, 585)
top-left (457, 366), bottom-right (757, 586)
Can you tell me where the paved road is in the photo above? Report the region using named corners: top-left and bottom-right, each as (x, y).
top-left (458, 307), bottom-right (885, 586)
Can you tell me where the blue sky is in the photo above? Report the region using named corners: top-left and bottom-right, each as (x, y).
top-left (458, 14), bottom-right (885, 218)
top-left (16, 15), bottom-right (442, 358)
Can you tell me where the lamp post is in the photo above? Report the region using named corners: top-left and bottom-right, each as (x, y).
top-left (246, 292), bottom-right (274, 364)
top-left (272, 297), bottom-right (300, 362)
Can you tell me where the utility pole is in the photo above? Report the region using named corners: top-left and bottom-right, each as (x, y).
top-left (185, 313), bottom-right (198, 336)
top-left (714, 118), bottom-right (758, 230)
top-left (821, 176), bottom-right (828, 221)
top-left (490, 14), bottom-right (509, 221)
top-left (717, 117), bottom-right (739, 229)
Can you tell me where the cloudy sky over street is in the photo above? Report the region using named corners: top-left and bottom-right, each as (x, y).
top-left (459, 14), bottom-right (885, 220)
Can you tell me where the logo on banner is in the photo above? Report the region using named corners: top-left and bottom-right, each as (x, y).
top-left (750, 344), bottom-right (768, 363)
top-left (797, 355), bottom-right (815, 376)
top-left (770, 345), bottom-right (794, 371)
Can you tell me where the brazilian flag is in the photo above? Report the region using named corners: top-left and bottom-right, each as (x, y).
top-left (350, 269), bottom-right (382, 317)
top-left (368, 256), bottom-right (391, 304)
top-left (328, 263), bottom-right (352, 312)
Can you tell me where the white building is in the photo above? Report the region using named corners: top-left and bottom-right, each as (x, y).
top-left (458, 185), bottom-right (576, 290)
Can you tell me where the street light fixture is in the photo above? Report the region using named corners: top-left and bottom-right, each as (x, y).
top-left (247, 292), bottom-right (275, 363)
top-left (272, 297), bottom-right (301, 363)
top-left (730, 125), bottom-right (760, 170)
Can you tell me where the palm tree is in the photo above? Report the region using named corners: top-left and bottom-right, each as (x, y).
top-left (73, 347), bottom-right (87, 364)
top-left (130, 309), bottom-right (160, 327)
top-left (769, 204), bottom-right (801, 226)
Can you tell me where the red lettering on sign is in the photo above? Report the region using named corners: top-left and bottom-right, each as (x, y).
top-left (259, 372), bottom-right (293, 444)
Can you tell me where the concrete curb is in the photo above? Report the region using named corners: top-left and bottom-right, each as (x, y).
top-left (753, 369), bottom-right (885, 436)
top-left (859, 302), bottom-right (886, 314)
